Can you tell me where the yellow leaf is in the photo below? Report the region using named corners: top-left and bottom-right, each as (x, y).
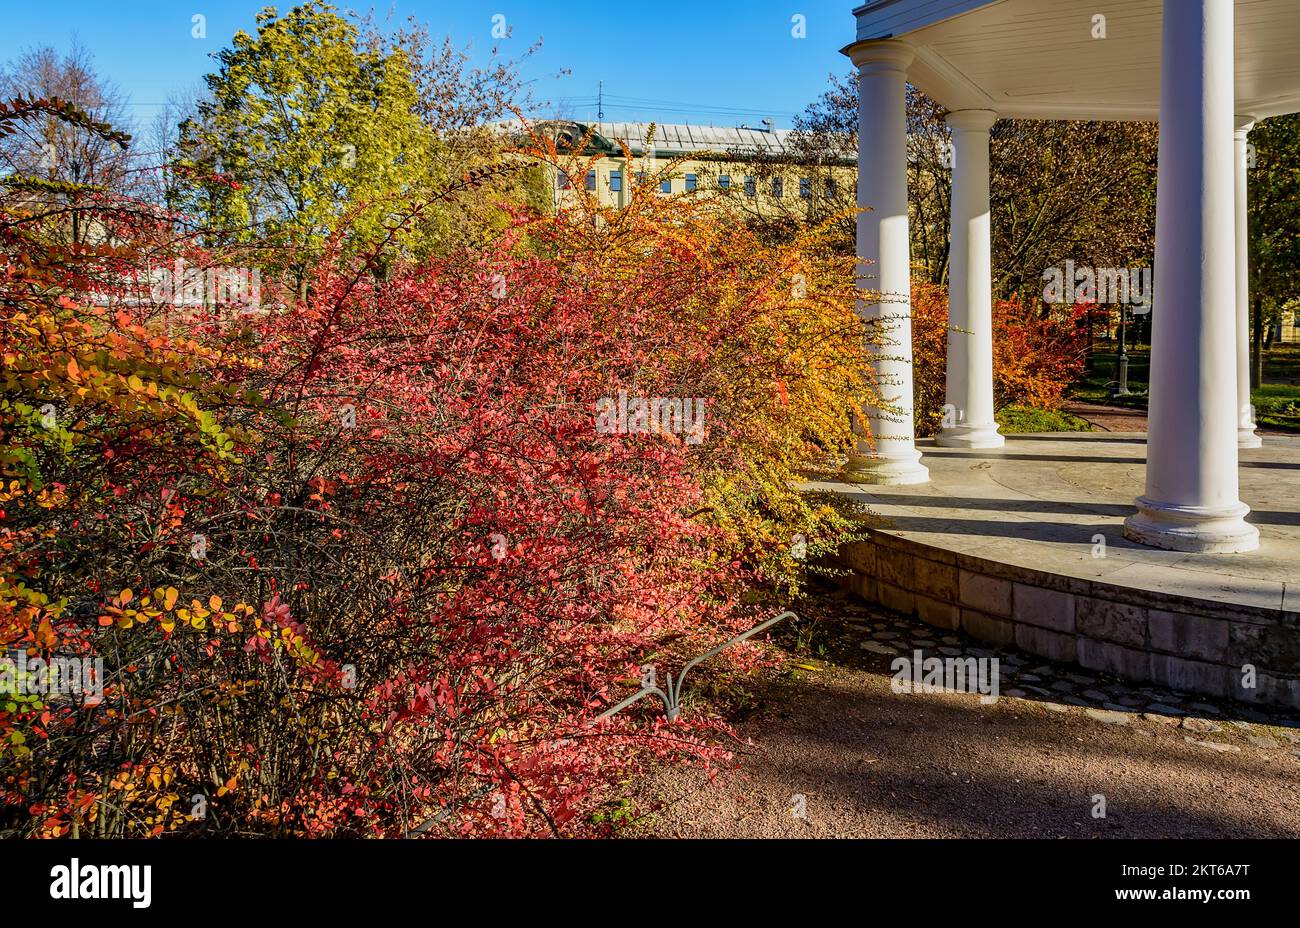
top-left (163, 587), bottom-right (179, 611)
top-left (209, 595), bottom-right (222, 611)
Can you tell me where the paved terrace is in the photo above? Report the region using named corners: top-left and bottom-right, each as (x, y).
top-left (811, 434), bottom-right (1300, 708)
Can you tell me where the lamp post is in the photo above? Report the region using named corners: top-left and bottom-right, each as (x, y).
top-left (1113, 304), bottom-right (1131, 397)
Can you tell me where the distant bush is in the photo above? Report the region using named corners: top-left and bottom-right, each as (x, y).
top-left (911, 282), bottom-right (1089, 438)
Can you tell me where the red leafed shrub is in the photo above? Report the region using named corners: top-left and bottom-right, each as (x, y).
top-left (212, 242), bottom-right (749, 836)
top-left (4, 143), bottom-right (870, 836)
top-left (910, 281), bottom-right (1088, 437)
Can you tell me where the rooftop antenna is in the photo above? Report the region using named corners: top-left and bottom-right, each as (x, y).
top-left (597, 81), bottom-right (605, 121)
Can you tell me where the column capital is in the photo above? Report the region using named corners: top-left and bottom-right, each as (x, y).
top-left (945, 109), bottom-right (999, 133)
top-left (1234, 114), bottom-right (1256, 135)
top-left (842, 39), bottom-right (914, 73)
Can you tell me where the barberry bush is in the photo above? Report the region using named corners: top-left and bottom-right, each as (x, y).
top-left (910, 281), bottom-right (1088, 438)
top-left (1, 104), bottom-right (873, 837)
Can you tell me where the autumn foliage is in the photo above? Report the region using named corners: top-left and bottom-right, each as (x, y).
top-left (910, 281), bottom-right (1088, 438)
top-left (1, 96), bottom-right (871, 837)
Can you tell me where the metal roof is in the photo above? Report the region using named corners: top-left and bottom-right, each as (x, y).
top-left (590, 122), bottom-right (795, 157)
top-left (496, 118), bottom-right (797, 158)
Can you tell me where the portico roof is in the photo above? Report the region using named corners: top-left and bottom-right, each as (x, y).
top-left (849, 0), bottom-right (1300, 120)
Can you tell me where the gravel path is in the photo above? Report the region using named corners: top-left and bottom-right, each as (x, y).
top-left (631, 589), bottom-right (1300, 839)
top-left (1062, 400), bottom-right (1291, 437)
top-left (1062, 401), bottom-right (1149, 433)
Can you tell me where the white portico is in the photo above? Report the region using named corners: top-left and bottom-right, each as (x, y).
top-left (843, 0), bottom-right (1300, 555)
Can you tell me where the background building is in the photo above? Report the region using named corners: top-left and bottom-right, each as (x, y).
top-left (511, 119), bottom-right (855, 221)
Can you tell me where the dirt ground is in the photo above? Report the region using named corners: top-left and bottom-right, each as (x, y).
top-left (629, 589), bottom-right (1300, 839)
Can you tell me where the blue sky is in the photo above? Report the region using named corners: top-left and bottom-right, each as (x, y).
top-left (1, 0), bottom-right (857, 134)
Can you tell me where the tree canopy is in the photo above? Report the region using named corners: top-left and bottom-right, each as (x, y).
top-left (173, 2), bottom-right (445, 291)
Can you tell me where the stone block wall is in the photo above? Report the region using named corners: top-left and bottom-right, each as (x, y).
top-left (833, 531), bottom-right (1300, 710)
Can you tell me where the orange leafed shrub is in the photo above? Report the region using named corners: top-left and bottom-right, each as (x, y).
top-left (910, 281), bottom-right (1088, 437)
top-left (2, 109), bottom-right (878, 838)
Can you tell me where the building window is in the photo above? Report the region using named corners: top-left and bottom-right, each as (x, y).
top-left (826, 178), bottom-right (837, 197)
top-left (586, 170), bottom-right (598, 191)
top-left (685, 173), bottom-right (698, 192)
top-left (660, 177), bottom-right (673, 194)
top-left (799, 178), bottom-right (811, 199)
top-left (609, 170), bottom-right (623, 193)
top-left (559, 171), bottom-right (572, 190)
top-left (771, 177), bottom-right (784, 198)
top-left (744, 176), bottom-right (756, 197)
top-left (718, 175), bottom-right (731, 190)
top-left (636, 171), bottom-right (647, 188)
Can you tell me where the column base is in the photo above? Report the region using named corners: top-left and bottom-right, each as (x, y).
top-left (844, 451), bottom-right (930, 486)
top-left (1238, 427), bottom-right (1263, 449)
top-left (1124, 497), bottom-right (1260, 554)
top-left (936, 423), bottom-right (1005, 449)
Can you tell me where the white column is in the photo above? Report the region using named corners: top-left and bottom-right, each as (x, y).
top-left (1235, 115), bottom-right (1261, 449)
top-left (844, 41), bottom-right (929, 485)
top-left (937, 110), bottom-right (1003, 449)
top-left (1124, 0), bottom-right (1259, 554)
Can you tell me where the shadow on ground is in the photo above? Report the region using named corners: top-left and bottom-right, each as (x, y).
top-left (631, 587), bottom-right (1300, 839)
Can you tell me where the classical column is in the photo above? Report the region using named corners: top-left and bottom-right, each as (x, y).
top-left (1235, 115), bottom-right (1262, 449)
top-left (843, 40), bottom-right (929, 485)
top-left (1124, 0), bottom-right (1259, 553)
top-left (937, 110), bottom-right (1003, 449)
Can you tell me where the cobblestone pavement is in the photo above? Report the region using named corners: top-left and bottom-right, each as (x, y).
top-left (632, 586), bottom-right (1300, 838)
top-left (832, 588), bottom-right (1300, 730)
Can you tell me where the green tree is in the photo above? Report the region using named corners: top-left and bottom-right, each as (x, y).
top-left (1247, 114), bottom-right (1300, 385)
top-left (174, 2), bottom-right (444, 298)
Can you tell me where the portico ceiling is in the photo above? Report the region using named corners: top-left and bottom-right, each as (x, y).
top-left (850, 0), bottom-right (1300, 120)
